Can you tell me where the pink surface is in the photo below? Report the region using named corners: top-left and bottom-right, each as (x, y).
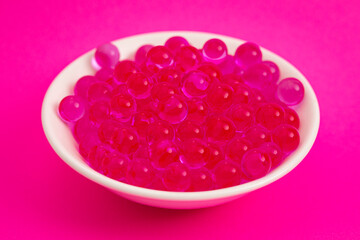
top-left (1, 0), bottom-right (359, 239)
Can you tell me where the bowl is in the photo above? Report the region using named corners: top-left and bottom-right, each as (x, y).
top-left (41, 31), bottom-right (320, 209)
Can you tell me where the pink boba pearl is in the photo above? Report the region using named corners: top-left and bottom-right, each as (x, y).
top-left (217, 55), bottom-right (236, 75)
top-left (233, 83), bottom-right (253, 105)
top-left (205, 143), bottom-right (225, 169)
top-left (87, 82), bottom-right (112, 103)
top-left (110, 93), bottom-right (136, 122)
top-left (150, 140), bottom-right (180, 169)
top-left (176, 120), bottom-right (204, 141)
top-left (189, 167), bottom-right (214, 191)
top-left (59, 95), bottom-right (86, 122)
top-left (259, 142), bottom-right (284, 167)
top-left (234, 42), bottom-right (262, 67)
top-left (175, 46), bottom-right (203, 71)
top-left (74, 76), bottom-right (98, 99)
top-left (74, 117), bottom-right (97, 142)
top-left (251, 89), bottom-right (266, 106)
top-left (225, 137), bottom-right (253, 164)
top-left (205, 115), bottom-right (236, 142)
top-left (158, 95), bottom-right (188, 124)
top-left (79, 132), bottom-right (100, 158)
top-left (181, 70), bottom-right (211, 98)
top-left (202, 38), bottom-right (228, 64)
top-left (243, 63), bottom-right (273, 90)
top-left (146, 46), bottom-right (174, 69)
top-left (276, 78), bottom-right (305, 106)
top-left (255, 103), bottom-right (285, 130)
top-left (263, 61), bottom-right (280, 82)
top-left (146, 120), bottom-right (175, 144)
top-left (227, 104), bottom-right (254, 132)
top-left (111, 84), bottom-right (128, 97)
top-left (94, 43), bottom-right (120, 69)
top-left (126, 159), bottom-right (155, 187)
top-left (180, 138), bottom-right (210, 168)
top-left (87, 144), bottom-right (109, 171)
top-left (98, 120), bottom-right (123, 145)
top-left (213, 160), bottom-right (242, 188)
top-left (114, 60), bottom-right (140, 83)
top-left (156, 67), bottom-right (183, 87)
top-left (221, 73), bottom-right (244, 90)
top-left (89, 101), bottom-right (110, 125)
top-left (241, 149), bottom-right (271, 180)
top-left (102, 152), bottom-right (129, 180)
top-left (284, 107), bottom-right (300, 129)
top-left (135, 45), bottom-right (153, 65)
top-left (244, 125), bottom-right (271, 147)
top-left (111, 126), bottom-right (139, 155)
top-left (126, 72), bottom-right (154, 99)
top-left (165, 36), bottom-right (189, 54)
top-left (131, 111), bottom-right (156, 138)
top-left (206, 83), bottom-right (234, 112)
top-left (272, 124), bottom-right (300, 153)
top-left (95, 67), bottom-right (114, 82)
top-left (186, 99), bottom-right (209, 123)
top-left (162, 162), bottom-right (191, 191)
top-left (197, 63), bottom-right (223, 81)
top-left (151, 82), bottom-right (178, 102)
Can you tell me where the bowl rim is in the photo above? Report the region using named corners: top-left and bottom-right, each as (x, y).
top-left (41, 31), bottom-right (320, 202)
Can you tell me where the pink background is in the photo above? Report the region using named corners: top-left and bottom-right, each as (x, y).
top-left (1, 0), bottom-right (360, 239)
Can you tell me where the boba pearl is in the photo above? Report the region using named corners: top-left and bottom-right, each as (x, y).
top-left (87, 82), bottom-right (112, 103)
top-left (245, 125), bottom-right (271, 147)
top-left (189, 167), bottom-right (214, 191)
top-left (175, 46), bottom-right (203, 71)
top-left (126, 73), bottom-right (154, 99)
top-left (59, 95), bottom-right (86, 122)
top-left (165, 36), bottom-right (189, 54)
top-left (114, 60), bottom-right (140, 83)
top-left (276, 78), bottom-right (305, 106)
top-left (158, 96), bottom-right (188, 124)
top-left (205, 115), bottom-right (236, 142)
top-left (186, 99), bottom-right (209, 123)
top-left (235, 42), bottom-right (262, 67)
top-left (225, 137), bottom-right (253, 163)
top-left (263, 61), bottom-right (280, 82)
top-left (213, 160), bottom-right (242, 188)
top-left (74, 76), bottom-right (98, 99)
top-left (241, 149), bottom-right (271, 180)
top-left (133, 145), bottom-right (150, 160)
top-left (260, 142), bottom-right (284, 167)
top-left (233, 83), bottom-right (253, 105)
top-left (182, 70), bottom-right (211, 98)
top-left (243, 63), bottom-right (273, 89)
top-left (180, 138), bottom-right (210, 168)
top-left (89, 101), bottom-right (110, 125)
top-left (151, 82), bottom-right (178, 102)
top-left (272, 124), bottom-right (300, 152)
top-left (95, 67), bottom-right (114, 82)
top-left (146, 46), bottom-right (174, 69)
top-left (206, 84), bottom-right (234, 111)
top-left (110, 93), bottom-right (136, 122)
top-left (227, 104), bottom-right (254, 132)
top-left (148, 174), bottom-right (166, 190)
top-left (222, 73), bottom-right (244, 90)
top-left (94, 43), bottom-right (120, 69)
top-left (146, 120), bottom-right (175, 144)
top-left (111, 84), bottom-right (128, 97)
top-left (162, 162), bottom-right (191, 191)
top-left (205, 143), bottom-right (225, 169)
top-left (176, 120), bottom-right (204, 141)
top-left (251, 89), bottom-right (266, 105)
top-left (87, 144), bottom-right (109, 171)
top-left (255, 103), bottom-right (285, 130)
top-left (284, 107), bottom-right (300, 129)
top-left (74, 117), bottom-right (97, 141)
top-left (79, 132), bottom-right (100, 158)
top-left (197, 63), bottom-right (222, 81)
top-left (126, 159), bottom-right (155, 187)
top-left (131, 111), bottom-right (156, 138)
top-left (111, 126), bottom-right (139, 155)
top-left (98, 120), bottom-right (123, 145)
top-left (202, 38), bottom-right (228, 64)
top-left (135, 45), bottom-right (153, 65)
top-left (218, 55), bottom-right (236, 75)
top-left (102, 152), bottom-right (129, 180)
top-left (156, 67), bottom-right (183, 87)
top-left (150, 140), bottom-right (180, 169)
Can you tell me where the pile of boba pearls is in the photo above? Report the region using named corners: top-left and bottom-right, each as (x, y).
top-left (58, 36), bottom-right (304, 192)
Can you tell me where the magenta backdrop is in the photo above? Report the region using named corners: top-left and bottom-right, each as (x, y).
top-left (1, 0), bottom-right (360, 239)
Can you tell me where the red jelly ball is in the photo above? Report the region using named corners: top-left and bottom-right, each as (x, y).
top-left (222, 73), bottom-right (244, 90)
top-left (175, 46), bottom-right (203, 71)
top-left (272, 124), bottom-right (300, 152)
top-left (156, 67), bottom-right (183, 87)
top-left (87, 145), bottom-right (109, 171)
top-left (205, 143), bottom-right (225, 169)
top-left (79, 132), bottom-right (100, 158)
top-left (98, 120), bottom-right (122, 145)
top-left (189, 168), bottom-right (214, 191)
top-left (197, 63), bottom-right (223, 81)
top-left (180, 138), bottom-right (210, 168)
top-left (260, 142), bottom-right (284, 167)
top-left (186, 99), bottom-right (209, 123)
top-left (158, 96), bottom-right (188, 124)
top-left (241, 149), bottom-right (271, 180)
top-left (213, 160), bottom-right (242, 188)
top-left (126, 159), bottom-right (155, 187)
top-left (233, 83), bottom-right (253, 104)
top-left (135, 45), bottom-right (153, 65)
top-left (182, 70), bottom-right (211, 98)
top-left (150, 140), bottom-right (180, 169)
top-left (284, 107), bottom-right (300, 129)
top-left (111, 84), bottom-right (128, 97)
top-left (235, 42), bottom-right (262, 67)
top-left (162, 162), bottom-right (191, 191)
top-left (146, 46), bottom-right (174, 69)
top-left (205, 115), bottom-right (236, 142)
top-left (202, 38), bottom-right (228, 64)
top-left (59, 95), bottom-right (86, 122)
top-left (74, 76), bottom-right (98, 99)
top-left (255, 103), bottom-right (285, 130)
top-left (74, 117), bottom-right (97, 141)
top-left (251, 89), bottom-right (266, 105)
top-left (206, 84), bottom-right (234, 111)
top-left (111, 127), bottom-right (139, 155)
top-left (94, 43), bottom-right (120, 69)
top-left (218, 55), bottom-right (236, 75)
top-left (89, 101), bottom-right (110, 125)
top-left (114, 60), bottom-right (140, 83)
top-left (225, 137), bottom-right (253, 163)
top-left (227, 104), bottom-right (254, 132)
top-left (96, 67), bottom-right (114, 82)
top-left (151, 82), bottom-right (178, 102)
top-left (165, 36), bottom-right (189, 54)
top-left (147, 120), bottom-right (175, 144)
top-left (263, 61), bottom-right (280, 82)
top-left (110, 93), bottom-right (136, 122)
top-left (131, 111), bottom-right (156, 138)
top-left (126, 72), bottom-right (154, 99)
top-left (243, 63), bottom-right (273, 90)
top-left (87, 82), bottom-right (112, 103)
top-left (102, 152), bottom-right (129, 180)
top-left (245, 125), bottom-right (271, 147)
top-left (176, 120), bottom-right (204, 141)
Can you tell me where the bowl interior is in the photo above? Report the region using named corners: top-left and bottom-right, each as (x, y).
top-left (41, 31), bottom-right (320, 201)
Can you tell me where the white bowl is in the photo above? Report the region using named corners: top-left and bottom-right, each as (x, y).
top-left (41, 31), bottom-right (320, 209)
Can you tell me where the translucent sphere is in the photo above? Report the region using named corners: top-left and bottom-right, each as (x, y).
top-left (114, 60), bottom-right (140, 83)
top-left (241, 149), bottom-right (271, 180)
top-left (243, 63), bottom-right (273, 90)
top-left (87, 145), bottom-right (109, 171)
top-left (74, 117), bottom-right (97, 142)
top-left (255, 103), bottom-right (285, 130)
top-left (74, 76), bottom-right (98, 99)
top-left (165, 36), bottom-right (189, 54)
top-left (244, 125), bottom-right (271, 147)
top-left (98, 120), bottom-right (123, 145)
top-left (102, 152), bottom-right (129, 180)
top-left (213, 160), bottom-right (242, 188)
top-left (150, 140), bottom-right (180, 169)
top-left (284, 107), bottom-right (300, 129)
top-left (126, 73), bottom-right (154, 99)
top-left (276, 78), bottom-right (304, 106)
top-left (227, 104), bottom-right (254, 132)
top-left (197, 63), bottom-right (222, 81)
top-left (158, 96), bottom-right (188, 124)
top-left (233, 83), bottom-right (253, 104)
top-left (176, 120), bottom-right (204, 141)
top-left (59, 95), bottom-right (86, 122)
top-left (202, 38), bottom-right (228, 64)
top-left (146, 46), bottom-right (174, 69)
top-left (234, 42), bottom-right (262, 67)
top-left (110, 93), bottom-right (136, 122)
top-left (175, 46), bottom-right (203, 71)
top-left (87, 82), bottom-right (112, 103)
top-left (205, 115), bottom-right (236, 142)
top-left (126, 159), bottom-right (155, 187)
top-left (156, 67), bottom-right (183, 87)
top-left (146, 120), bottom-right (175, 144)
top-left (111, 126), bottom-right (139, 155)
top-left (89, 101), bottom-right (110, 125)
top-left (272, 124), bottom-right (300, 152)
top-left (180, 138), bottom-right (210, 168)
top-left (162, 162), bottom-right (191, 191)
top-left (225, 137), bottom-right (253, 164)
top-left (218, 55), bottom-right (236, 75)
top-left (131, 111), bottom-right (156, 138)
top-left (182, 70), bottom-right (211, 98)
top-left (263, 61), bottom-right (280, 82)
top-left (135, 45), bottom-right (153, 65)
top-left (206, 84), bottom-right (234, 111)
top-left (259, 142), bottom-right (284, 167)
top-left (205, 143), bottom-right (225, 169)
top-left (186, 99), bottom-right (209, 123)
top-left (79, 132), bottom-right (100, 158)
top-left (189, 168), bottom-right (214, 191)
top-left (151, 82), bottom-right (178, 102)
top-left (95, 67), bottom-right (114, 82)
top-left (222, 73), bottom-right (244, 90)
top-left (94, 43), bottom-right (120, 69)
